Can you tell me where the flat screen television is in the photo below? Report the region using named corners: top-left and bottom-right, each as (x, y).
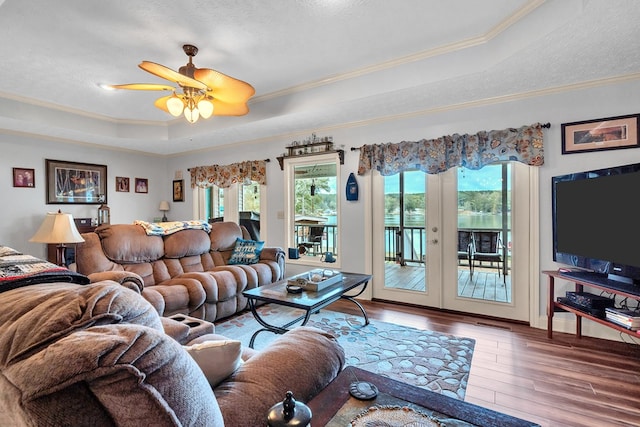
top-left (552, 161), bottom-right (640, 286)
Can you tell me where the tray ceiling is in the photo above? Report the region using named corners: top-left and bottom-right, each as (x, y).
top-left (0, 0), bottom-right (639, 155)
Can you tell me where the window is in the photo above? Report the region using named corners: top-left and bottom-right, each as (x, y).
top-left (239, 181), bottom-right (260, 212)
top-left (238, 181), bottom-right (262, 240)
top-left (285, 153), bottom-right (340, 265)
top-left (205, 186), bottom-right (224, 222)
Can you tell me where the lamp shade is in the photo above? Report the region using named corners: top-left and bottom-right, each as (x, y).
top-left (184, 107), bottom-right (199, 123)
top-left (159, 201), bottom-right (170, 212)
top-left (167, 95), bottom-right (185, 117)
top-left (29, 211), bottom-right (84, 244)
top-left (198, 98), bottom-right (214, 119)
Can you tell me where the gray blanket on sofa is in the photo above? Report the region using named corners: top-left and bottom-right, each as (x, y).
top-left (0, 245), bottom-right (89, 293)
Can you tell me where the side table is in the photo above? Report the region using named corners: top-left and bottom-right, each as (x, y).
top-left (308, 367), bottom-right (539, 426)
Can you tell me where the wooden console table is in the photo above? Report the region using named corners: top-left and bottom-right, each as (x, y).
top-left (544, 270), bottom-right (640, 339)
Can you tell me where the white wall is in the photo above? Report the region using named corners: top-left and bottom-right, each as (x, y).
top-left (1, 134), bottom-right (170, 259)
top-left (169, 78), bottom-right (640, 340)
top-left (2, 77), bottom-right (639, 341)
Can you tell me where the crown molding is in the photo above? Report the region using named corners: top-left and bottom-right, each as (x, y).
top-left (253, 0), bottom-right (546, 104)
top-left (175, 71), bottom-right (640, 157)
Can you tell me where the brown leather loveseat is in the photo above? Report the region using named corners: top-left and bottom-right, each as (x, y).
top-left (76, 221), bottom-right (285, 322)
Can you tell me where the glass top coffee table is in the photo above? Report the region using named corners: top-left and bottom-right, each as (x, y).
top-left (242, 272), bottom-right (371, 348)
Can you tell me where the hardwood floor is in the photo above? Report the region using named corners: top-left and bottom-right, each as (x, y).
top-left (327, 298), bottom-right (640, 427)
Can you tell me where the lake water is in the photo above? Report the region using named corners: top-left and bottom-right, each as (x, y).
top-left (385, 213), bottom-right (508, 229)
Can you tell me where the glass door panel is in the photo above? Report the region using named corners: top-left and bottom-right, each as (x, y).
top-left (284, 154), bottom-right (341, 267)
top-left (443, 162), bottom-right (533, 322)
top-left (372, 162), bottom-right (533, 322)
top-left (456, 164), bottom-right (512, 303)
top-left (372, 171), bottom-right (441, 306)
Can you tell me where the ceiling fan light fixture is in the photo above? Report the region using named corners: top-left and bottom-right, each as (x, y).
top-left (198, 98), bottom-right (214, 119)
top-left (167, 95), bottom-right (185, 117)
top-left (111, 44), bottom-right (254, 123)
top-left (184, 106), bottom-right (199, 123)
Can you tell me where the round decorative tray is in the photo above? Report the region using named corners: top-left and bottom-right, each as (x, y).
top-left (350, 405), bottom-right (442, 427)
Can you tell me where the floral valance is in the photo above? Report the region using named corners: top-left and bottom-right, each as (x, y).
top-left (357, 122), bottom-right (545, 176)
top-left (190, 160), bottom-right (267, 189)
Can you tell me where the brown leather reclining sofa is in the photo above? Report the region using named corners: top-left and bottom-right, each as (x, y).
top-left (76, 221), bottom-right (285, 322)
top-left (0, 280), bottom-right (344, 426)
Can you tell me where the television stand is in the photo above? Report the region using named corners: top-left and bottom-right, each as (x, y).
top-left (544, 270), bottom-right (640, 339)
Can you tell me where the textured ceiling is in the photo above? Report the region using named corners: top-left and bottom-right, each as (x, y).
top-left (0, 0), bottom-right (639, 155)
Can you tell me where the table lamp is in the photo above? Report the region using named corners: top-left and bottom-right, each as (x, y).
top-left (29, 210), bottom-right (84, 266)
top-left (159, 200), bottom-right (170, 222)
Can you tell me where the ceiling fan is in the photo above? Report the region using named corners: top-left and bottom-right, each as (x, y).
top-left (109, 44), bottom-right (255, 123)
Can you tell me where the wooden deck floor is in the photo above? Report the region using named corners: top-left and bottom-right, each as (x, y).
top-left (384, 261), bottom-right (512, 303)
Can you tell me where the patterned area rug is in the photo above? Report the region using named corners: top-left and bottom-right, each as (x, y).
top-left (215, 305), bottom-right (475, 399)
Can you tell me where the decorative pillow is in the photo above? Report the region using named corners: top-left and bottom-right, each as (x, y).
top-left (183, 339), bottom-right (243, 387)
top-left (227, 238), bottom-right (265, 265)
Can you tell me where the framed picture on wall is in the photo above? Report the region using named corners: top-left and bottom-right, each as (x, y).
top-left (135, 178), bottom-right (148, 193)
top-left (561, 114), bottom-right (640, 154)
top-left (116, 176), bottom-right (130, 192)
top-left (13, 167), bottom-right (35, 188)
top-left (173, 179), bottom-right (184, 202)
top-left (45, 159), bottom-right (106, 204)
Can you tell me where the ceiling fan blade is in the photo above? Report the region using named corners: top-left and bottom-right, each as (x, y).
top-left (109, 83), bottom-right (176, 91)
top-left (211, 98), bottom-right (250, 116)
top-left (153, 95), bottom-right (173, 113)
top-left (140, 61), bottom-right (208, 90)
top-left (194, 68), bottom-right (255, 103)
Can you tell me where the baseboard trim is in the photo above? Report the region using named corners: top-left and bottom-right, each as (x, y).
top-left (371, 298), bottom-right (530, 327)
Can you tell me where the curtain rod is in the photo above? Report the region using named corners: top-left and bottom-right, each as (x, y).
top-left (188, 158), bottom-right (270, 171)
top-left (349, 122), bottom-right (552, 151)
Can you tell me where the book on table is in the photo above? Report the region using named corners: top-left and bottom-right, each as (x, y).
top-left (605, 308), bottom-right (640, 330)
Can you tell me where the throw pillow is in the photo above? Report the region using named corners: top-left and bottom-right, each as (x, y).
top-left (227, 238), bottom-right (265, 265)
top-left (183, 339), bottom-right (243, 387)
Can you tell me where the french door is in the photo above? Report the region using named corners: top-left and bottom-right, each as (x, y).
top-left (371, 163), bottom-right (536, 322)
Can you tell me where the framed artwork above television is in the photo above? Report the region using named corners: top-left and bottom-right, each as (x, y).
top-left (561, 113), bottom-right (639, 154)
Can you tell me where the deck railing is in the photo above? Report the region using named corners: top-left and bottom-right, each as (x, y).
top-left (294, 224), bottom-right (338, 256)
top-left (384, 226), bottom-right (426, 264)
top-left (385, 225), bottom-right (510, 272)
top-left (293, 224), bottom-right (509, 273)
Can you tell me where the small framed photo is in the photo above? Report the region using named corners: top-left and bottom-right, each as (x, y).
top-left (173, 179), bottom-right (184, 202)
top-left (116, 176), bottom-right (130, 192)
top-left (562, 114), bottom-right (640, 154)
top-left (13, 168), bottom-right (35, 188)
top-left (135, 178), bottom-right (148, 193)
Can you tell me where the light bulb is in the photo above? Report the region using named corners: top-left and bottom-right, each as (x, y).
top-left (167, 95), bottom-right (184, 117)
top-left (198, 99), bottom-right (214, 118)
top-left (184, 107), bottom-right (199, 123)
